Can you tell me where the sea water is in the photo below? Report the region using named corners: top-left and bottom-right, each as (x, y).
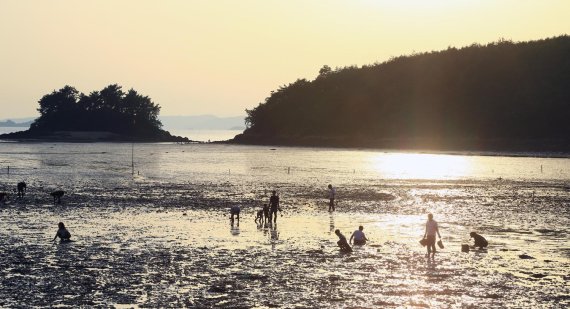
top-left (0, 142), bottom-right (568, 307)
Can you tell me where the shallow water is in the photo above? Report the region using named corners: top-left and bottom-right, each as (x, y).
top-left (0, 143), bottom-right (569, 308)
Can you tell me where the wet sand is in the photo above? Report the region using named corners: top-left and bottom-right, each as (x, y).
top-left (1, 178), bottom-right (568, 308)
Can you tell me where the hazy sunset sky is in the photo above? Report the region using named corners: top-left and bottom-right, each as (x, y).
top-left (1, 0), bottom-right (568, 119)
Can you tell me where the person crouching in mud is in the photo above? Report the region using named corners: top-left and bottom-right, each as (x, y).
top-left (470, 232), bottom-right (488, 249)
top-left (230, 205), bottom-right (240, 224)
top-left (53, 222), bottom-right (71, 242)
top-left (17, 181), bottom-right (27, 198)
top-left (350, 225), bottom-right (369, 246)
top-left (335, 229), bottom-right (352, 253)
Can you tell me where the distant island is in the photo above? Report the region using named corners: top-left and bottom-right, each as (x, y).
top-left (232, 36), bottom-right (570, 152)
top-left (0, 119), bottom-right (33, 127)
top-left (0, 84), bottom-right (190, 142)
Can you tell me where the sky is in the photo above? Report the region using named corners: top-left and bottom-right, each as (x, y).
top-left (0, 0), bottom-right (569, 119)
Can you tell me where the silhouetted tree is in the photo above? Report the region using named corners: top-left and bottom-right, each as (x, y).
top-left (30, 84), bottom-right (164, 137)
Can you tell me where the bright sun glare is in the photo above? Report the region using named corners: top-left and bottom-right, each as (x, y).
top-left (371, 153), bottom-right (470, 179)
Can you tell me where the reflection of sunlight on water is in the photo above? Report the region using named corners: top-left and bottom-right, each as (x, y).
top-left (371, 153), bottom-right (471, 179)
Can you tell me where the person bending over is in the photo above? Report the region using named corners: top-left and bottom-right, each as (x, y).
top-left (230, 205), bottom-right (241, 224)
top-left (17, 181), bottom-right (27, 198)
top-left (470, 232), bottom-right (488, 248)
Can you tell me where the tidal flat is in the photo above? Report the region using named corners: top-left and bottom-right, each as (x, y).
top-left (0, 143), bottom-right (568, 308)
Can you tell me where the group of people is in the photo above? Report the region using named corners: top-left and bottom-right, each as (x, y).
top-left (0, 181), bottom-right (65, 204)
top-left (335, 225), bottom-right (369, 253)
top-left (49, 183), bottom-right (489, 254)
top-left (335, 213), bottom-right (488, 256)
top-left (233, 190), bottom-right (282, 225)
top-left (229, 184), bottom-right (488, 256)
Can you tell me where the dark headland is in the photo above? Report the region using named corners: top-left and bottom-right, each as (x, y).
top-left (231, 36), bottom-right (570, 152)
top-left (0, 84), bottom-right (191, 143)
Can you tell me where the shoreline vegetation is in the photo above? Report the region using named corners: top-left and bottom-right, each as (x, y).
top-left (232, 36), bottom-right (570, 152)
top-left (0, 84), bottom-right (191, 143)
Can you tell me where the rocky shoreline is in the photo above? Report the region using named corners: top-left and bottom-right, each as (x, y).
top-left (0, 129), bottom-right (192, 143)
top-left (230, 133), bottom-right (570, 153)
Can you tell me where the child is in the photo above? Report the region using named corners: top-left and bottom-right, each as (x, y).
top-left (53, 222), bottom-right (71, 242)
top-left (255, 207), bottom-right (264, 224)
top-left (262, 203), bottom-right (270, 224)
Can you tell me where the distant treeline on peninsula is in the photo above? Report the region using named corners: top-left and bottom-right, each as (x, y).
top-left (1, 84), bottom-right (188, 142)
top-left (234, 36), bottom-right (570, 152)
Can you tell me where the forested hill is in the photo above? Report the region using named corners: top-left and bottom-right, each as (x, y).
top-left (234, 36), bottom-right (570, 152)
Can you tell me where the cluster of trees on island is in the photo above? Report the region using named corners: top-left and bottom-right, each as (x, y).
top-left (238, 36), bottom-right (570, 151)
top-left (30, 84), bottom-right (163, 136)
top-left (0, 84), bottom-right (188, 142)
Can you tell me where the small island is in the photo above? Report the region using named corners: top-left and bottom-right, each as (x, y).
top-left (0, 84), bottom-right (190, 143)
top-left (232, 36), bottom-right (570, 152)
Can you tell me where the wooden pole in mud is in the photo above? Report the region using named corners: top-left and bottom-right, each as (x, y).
top-left (287, 167), bottom-right (290, 174)
top-left (131, 143), bottom-right (134, 176)
top-left (7, 166), bottom-right (9, 175)
top-left (541, 165), bottom-right (543, 173)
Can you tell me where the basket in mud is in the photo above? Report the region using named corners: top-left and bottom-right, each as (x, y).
top-left (461, 244), bottom-right (470, 252)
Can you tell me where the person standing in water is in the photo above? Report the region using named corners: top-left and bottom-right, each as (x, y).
top-left (350, 225), bottom-right (369, 246)
top-left (53, 222), bottom-right (71, 242)
top-left (269, 190), bottom-right (281, 224)
top-left (422, 213), bottom-right (441, 258)
top-left (328, 184), bottom-right (336, 212)
top-left (263, 203), bottom-right (270, 224)
top-left (230, 205), bottom-right (241, 224)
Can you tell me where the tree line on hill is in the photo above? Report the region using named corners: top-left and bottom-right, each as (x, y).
top-left (238, 36), bottom-right (570, 151)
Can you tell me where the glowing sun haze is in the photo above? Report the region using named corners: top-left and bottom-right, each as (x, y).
top-left (1, 0), bottom-right (568, 119)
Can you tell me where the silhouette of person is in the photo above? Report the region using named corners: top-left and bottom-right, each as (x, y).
top-left (422, 213), bottom-right (441, 258)
top-left (335, 229), bottom-right (352, 252)
top-left (230, 205), bottom-right (240, 224)
top-left (263, 203), bottom-right (270, 224)
top-left (350, 225), bottom-right (369, 246)
top-left (269, 191), bottom-right (281, 224)
top-left (50, 191), bottom-right (65, 204)
top-left (53, 222), bottom-right (71, 242)
top-left (328, 184), bottom-right (336, 212)
top-left (255, 206), bottom-right (264, 224)
top-left (17, 181), bottom-right (27, 198)
top-left (470, 232), bottom-right (488, 248)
